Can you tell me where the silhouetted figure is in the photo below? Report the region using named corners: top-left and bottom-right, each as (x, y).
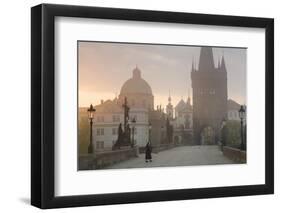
top-left (145, 142), bottom-right (152, 162)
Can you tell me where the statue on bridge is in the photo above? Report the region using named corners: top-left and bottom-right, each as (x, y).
top-left (112, 97), bottom-right (132, 149)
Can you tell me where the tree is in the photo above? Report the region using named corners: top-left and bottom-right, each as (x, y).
top-left (221, 120), bottom-right (241, 147)
top-left (78, 109), bottom-right (90, 154)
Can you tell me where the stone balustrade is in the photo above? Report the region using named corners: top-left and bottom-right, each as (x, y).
top-left (222, 146), bottom-right (246, 163)
top-left (79, 146), bottom-right (139, 170)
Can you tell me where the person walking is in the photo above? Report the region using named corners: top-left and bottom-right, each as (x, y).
top-left (145, 142), bottom-right (152, 162)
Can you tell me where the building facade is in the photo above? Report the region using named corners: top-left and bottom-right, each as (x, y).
top-left (227, 99), bottom-right (242, 121)
top-left (170, 97), bottom-right (193, 145)
top-left (92, 67), bottom-right (152, 151)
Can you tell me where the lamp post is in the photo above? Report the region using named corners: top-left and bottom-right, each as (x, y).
top-left (220, 117), bottom-right (227, 151)
top-left (131, 117), bottom-right (136, 148)
top-left (161, 125), bottom-right (164, 144)
top-left (87, 104), bottom-right (96, 154)
top-left (238, 105), bottom-right (246, 150)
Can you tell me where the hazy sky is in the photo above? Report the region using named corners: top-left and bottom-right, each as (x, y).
top-left (78, 41), bottom-right (246, 108)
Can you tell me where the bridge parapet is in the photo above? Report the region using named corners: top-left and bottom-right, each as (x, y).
top-left (79, 146), bottom-right (139, 170)
top-left (222, 146), bottom-right (246, 163)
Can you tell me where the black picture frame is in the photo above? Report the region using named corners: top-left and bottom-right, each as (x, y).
top-left (31, 3), bottom-right (274, 209)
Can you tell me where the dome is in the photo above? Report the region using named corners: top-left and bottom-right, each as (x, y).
top-left (120, 67), bottom-right (153, 95)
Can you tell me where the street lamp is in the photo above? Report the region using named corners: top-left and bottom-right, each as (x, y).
top-left (87, 104), bottom-right (96, 154)
top-left (161, 125), bottom-right (164, 144)
top-left (220, 117), bottom-right (227, 150)
top-left (238, 105), bottom-right (246, 150)
top-left (131, 117), bottom-right (136, 148)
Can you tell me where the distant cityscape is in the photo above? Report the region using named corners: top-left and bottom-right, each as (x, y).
top-left (78, 44), bottom-right (247, 170)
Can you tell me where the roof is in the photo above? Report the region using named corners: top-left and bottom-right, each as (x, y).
top-left (175, 99), bottom-right (186, 111)
top-left (198, 47), bottom-right (215, 72)
top-left (120, 67), bottom-right (153, 95)
top-left (227, 99), bottom-right (241, 110)
top-left (94, 100), bottom-right (123, 113)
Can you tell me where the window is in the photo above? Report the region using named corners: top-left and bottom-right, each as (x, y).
top-left (97, 128), bottom-right (104, 135)
top-left (96, 141), bottom-right (104, 150)
top-left (209, 89), bottom-right (215, 95)
top-left (112, 128), bottom-right (117, 135)
top-left (112, 115), bottom-right (120, 122)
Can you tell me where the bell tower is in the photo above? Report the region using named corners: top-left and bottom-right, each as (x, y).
top-left (166, 90), bottom-right (173, 119)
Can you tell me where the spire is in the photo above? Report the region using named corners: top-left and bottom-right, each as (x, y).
top-left (133, 65), bottom-right (141, 79)
top-left (191, 57), bottom-right (194, 71)
top-left (198, 47), bottom-right (215, 72)
top-left (187, 88), bottom-right (191, 105)
top-left (168, 89), bottom-right (171, 103)
top-left (217, 58), bottom-right (221, 68)
top-left (220, 55), bottom-right (226, 71)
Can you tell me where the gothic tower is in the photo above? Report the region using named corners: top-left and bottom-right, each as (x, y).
top-left (166, 90), bottom-right (173, 119)
top-left (191, 47), bottom-right (228, 145)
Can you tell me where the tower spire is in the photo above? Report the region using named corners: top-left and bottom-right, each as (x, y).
top-left (168, 89), bottom-right (171, 103)
top-left (221, 55), bottom-right (226, 71)
top-left (198, 47), bottom-right (215, 72)
top-left (187, 88), bottom-right (191, 105)
top-left (166, 90), bottom-right (173, 119)
top-left (133, 65), bottom-right (141, 78)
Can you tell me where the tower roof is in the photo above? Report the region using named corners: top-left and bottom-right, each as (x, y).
top-left (198, 47), bottom-right (215, 72)
top-left (220, 55), bottom-right (226, 71)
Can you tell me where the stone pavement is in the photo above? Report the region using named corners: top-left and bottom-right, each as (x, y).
top-left (106, 145), bottom-right (236, 169)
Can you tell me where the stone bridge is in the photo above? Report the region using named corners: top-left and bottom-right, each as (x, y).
top-left (106, 145), bottom-right (236, 169)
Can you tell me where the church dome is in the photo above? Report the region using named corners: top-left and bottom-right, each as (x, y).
top-left (120, 67), bottom-right (153, 95)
